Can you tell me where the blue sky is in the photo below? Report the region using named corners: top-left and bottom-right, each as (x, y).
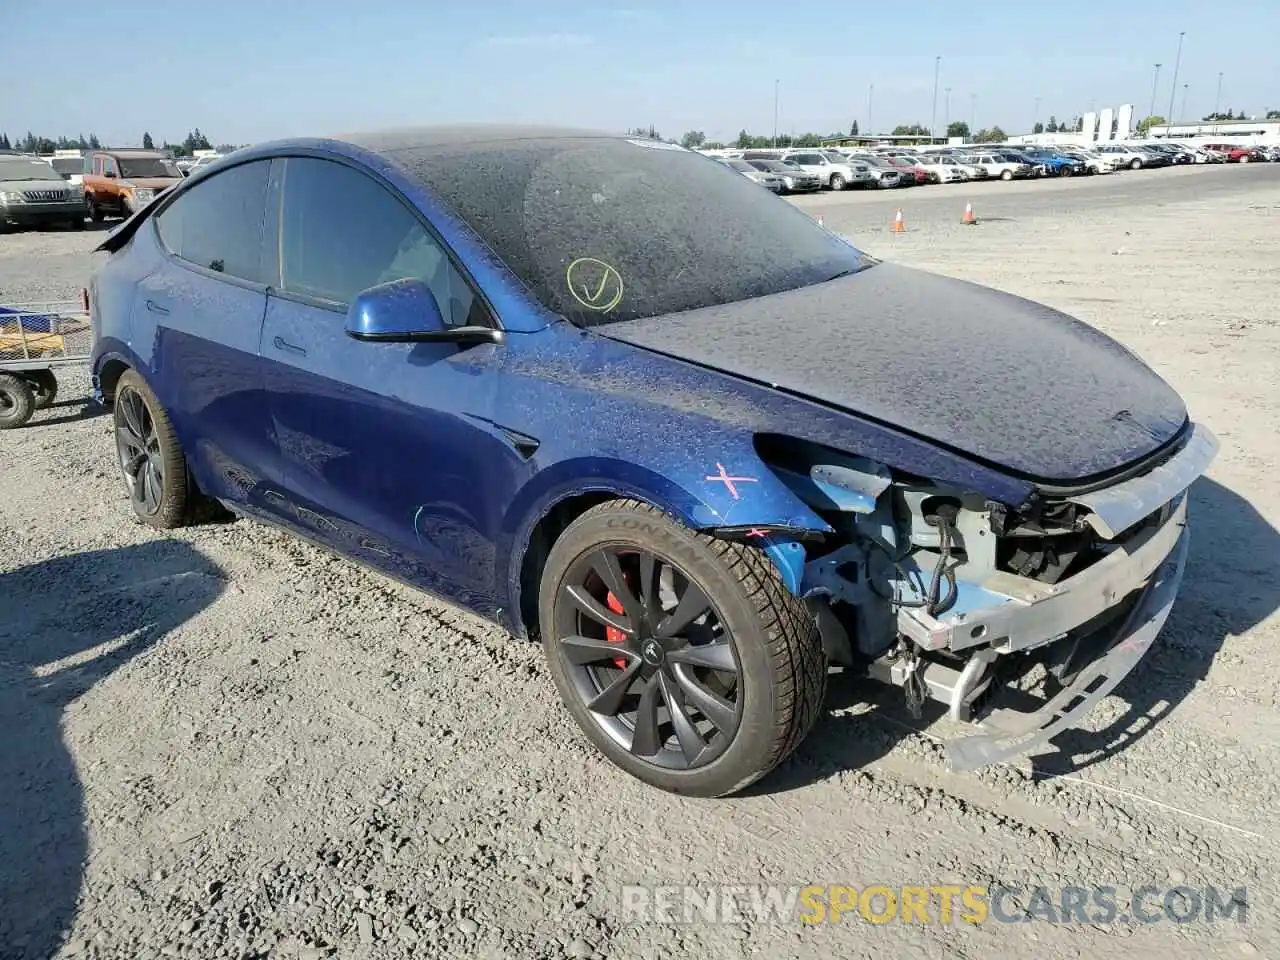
top-left (5, 0), bottom-right (1277, 147)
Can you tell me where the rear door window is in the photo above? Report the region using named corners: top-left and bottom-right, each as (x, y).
top-left (153, 160), bottom-right (271, 283)
top-left (275, 157), bottom-right (484, 327)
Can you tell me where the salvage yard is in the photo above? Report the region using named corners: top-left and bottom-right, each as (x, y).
top-left (2, 163), bottom-right (1279, 960)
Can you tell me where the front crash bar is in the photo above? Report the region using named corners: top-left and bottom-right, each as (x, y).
top-left (944, 517), bottom-right (1190, 771)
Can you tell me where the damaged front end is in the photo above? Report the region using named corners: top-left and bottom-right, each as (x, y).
top-left (744, 424), bottom-right (1218, 771)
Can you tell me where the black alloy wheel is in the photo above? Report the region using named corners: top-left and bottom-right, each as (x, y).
top-left (115, 385), bottom-right (165, 517)
top-left (553, 545), bottom-right (743, 770)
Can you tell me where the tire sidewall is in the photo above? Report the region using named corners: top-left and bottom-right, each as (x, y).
top-left (538, 504), bottom-right (800, 796)
top-left (0, 374), bottom-right (35, 429)
top-left (113, 369), bottom-right (190, 527)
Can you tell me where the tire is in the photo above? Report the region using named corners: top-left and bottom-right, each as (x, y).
top-left (112, 369), bottom-right (210, 528)
top-left (86, 196), bottom-right (103, 222)
top-left (1239, 155), bottom-right (1250, 163)
top-left (0, 373), bottom-right (36, 429)
top-left (1000, 169), bottom-right (1013, 181)
top-left (1130, 158), bottom-right (1142, 170)
top-left (829, 173), bottom-right (846, 191)
top-left (539, 499), bottom-right (827, 797)
top-left (27, 370), bottom-right (57, 409)
top-left (69, 217), bottom-right (86, 231)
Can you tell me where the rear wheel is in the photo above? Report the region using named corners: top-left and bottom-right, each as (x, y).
top-left (829, 173), bottom-right (846, 191)
top-left (539, 499), bottom-right (827, 797)
top-left (1239, 155), bottom-right (1250, 163)
top-left (113, 370), bottom-right (219, 527)
top-left (1000, 169), bottom-right (1013, 181)
top-left (1130, 158), bottom-right (1142, 170)
top-left (0, 374), bottom-right (35, 429)
top-left (27, 370), bottom-right (57, 409)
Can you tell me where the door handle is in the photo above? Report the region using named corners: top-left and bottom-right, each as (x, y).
top-left (145, 299), bottom-right (170, 315)
top-left (273, 335), bottom-right (306, 357)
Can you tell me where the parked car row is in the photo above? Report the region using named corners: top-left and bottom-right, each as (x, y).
top-left (0, 147), bottom-right (220, 231)
top-left (706, 137), bottom-right (1275, 193)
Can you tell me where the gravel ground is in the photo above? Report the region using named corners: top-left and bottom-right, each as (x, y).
top-left (1, 165), bottom-right (1278, 960)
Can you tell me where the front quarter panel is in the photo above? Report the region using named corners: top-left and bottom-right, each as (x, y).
top-left (494, 324), bottom-right (1037, 619)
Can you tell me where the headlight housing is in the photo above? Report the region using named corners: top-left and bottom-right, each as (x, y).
top-left (0, 191), bottom-right (24, 204)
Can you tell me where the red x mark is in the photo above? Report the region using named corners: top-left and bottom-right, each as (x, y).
top-left (705, 462), bottom-right (758, 500)
top-left (746, 528), bottom-right (769, 538)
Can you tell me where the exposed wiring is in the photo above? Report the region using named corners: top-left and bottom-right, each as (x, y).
top-left (924, 507), bottom-right (959, 616)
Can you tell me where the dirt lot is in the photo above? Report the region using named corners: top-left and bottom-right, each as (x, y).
top-left (1, 164), bottom-right (1278, 960)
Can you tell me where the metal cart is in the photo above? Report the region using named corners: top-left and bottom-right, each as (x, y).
top-left (0, 300), bottom-right (92, 429)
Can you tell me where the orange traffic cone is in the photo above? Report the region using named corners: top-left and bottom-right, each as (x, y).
top-left (962, 202), bottom-right (977, 225)
top-left (891, 209), bottom-right (906, 233)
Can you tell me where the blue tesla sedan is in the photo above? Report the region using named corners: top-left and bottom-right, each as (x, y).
top-left (89, 125), bottom-right (1216, 796)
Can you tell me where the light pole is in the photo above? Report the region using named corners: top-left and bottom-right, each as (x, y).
top-left (1180, 83), bottom-right (1190, 120)
top-left (772, 79), bottom-right (779, 147)
top-left (867, 83), bottom-right (874, 135)
top-left (1148, 64), bottom-right (1161, 122)
top-left (1214, 71), bottom-right (1223, 116)
top-left (1167, 31), bottom-right (1185, 121)
top-left (930, 56), bottom-right (941, 139)
top-left (970, 93), bottom-right (977, 134)
top-left (945, 87), bottom-right (951, 129)
top-left (1034, 96), bottom-right (1041, 131)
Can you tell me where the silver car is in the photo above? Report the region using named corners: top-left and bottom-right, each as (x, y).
top-left (0, 155), bottom-right (86, 231)
top-left (746, 158), bottom-right (822, 193)
top-left (719, 158), bottom-right (785, 192)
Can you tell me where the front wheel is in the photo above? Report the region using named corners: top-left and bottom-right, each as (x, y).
top-left (86, 196), bottom-right (103, 222)
top-left (539, 499), bottom-right (827, 797)
top-left (1239, 155), bottom-right (1250, 163)
top-left (829, 173), bottom-right (846, 191)
top-left (1000, 169), bottom-right (1013, 181)
top-left (1130, 158), bottom-right (1142, 170)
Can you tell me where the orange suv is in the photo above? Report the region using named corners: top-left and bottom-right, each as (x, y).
top-left (82, 149), bottom-right (184, 221)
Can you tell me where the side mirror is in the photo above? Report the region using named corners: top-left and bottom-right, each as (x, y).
top-left (344, 278), bottom-right (502, 345)
top-left (104, 170), bottom-right (117, 179)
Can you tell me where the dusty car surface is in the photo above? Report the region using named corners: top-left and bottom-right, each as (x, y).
top-left (88, 125), bottom-right (1217, 796)
top-left (82, 149), bottom-right (184, 221)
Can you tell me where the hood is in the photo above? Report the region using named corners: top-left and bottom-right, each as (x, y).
top-left (596, 263), bottom-right (1188, 485)
top-left (122, 177), bottom-right (181, 189)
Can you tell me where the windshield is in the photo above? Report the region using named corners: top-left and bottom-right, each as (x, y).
top-left (0, 158), bottom-right (59, 182)
top-left (395, 136), bottom-right (874, 327)
top-left (50, 157), bottom-right (82, 177)
top-left (750, 160), bottom-right (790, 172)
top-left (118, 157), bottom-right (181, 178)
top-left (724, 159), bottom-right (755, 172)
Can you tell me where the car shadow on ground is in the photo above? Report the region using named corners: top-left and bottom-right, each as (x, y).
top-left (756, 476), bottom-right (1279, 792)
top-left (30, 401), bottom-right (108, 428)
top-left (0, 541), bottom-right (225, 959)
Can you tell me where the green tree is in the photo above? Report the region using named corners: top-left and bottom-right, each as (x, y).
top-left (0, 133), bottom-right (10, 150)
top-left (1032, 122), bottom-right (1044, 134)
top-left (1046, 116), bottom-right (1059, 133)
top-left (891, 123), bottom-right (929, 136)
top-left (973, 126), bottom-right (1007, 143)
top-left (849, 119), bottom-right (860, 136)
top-left (142, 132), bottom-right (155, 149)
top-left (679, 130), bottom-right (706, 149)
top-left (1135, 114), bottom-right (1165, 135)
top-left (1267, 109), bottom-right (1280, 119)
top-left (946, 121), bottom-right (971, 139)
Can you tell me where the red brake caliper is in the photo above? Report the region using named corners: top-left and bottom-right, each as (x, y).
top-left (604, 591), bottom-right (629, 669)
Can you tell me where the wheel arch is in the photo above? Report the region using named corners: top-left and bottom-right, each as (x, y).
top-left (501, 458), bottom-right (829, 641)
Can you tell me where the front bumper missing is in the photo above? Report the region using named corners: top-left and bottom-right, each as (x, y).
top-left (945, 519), bottom-right (1188, 771)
